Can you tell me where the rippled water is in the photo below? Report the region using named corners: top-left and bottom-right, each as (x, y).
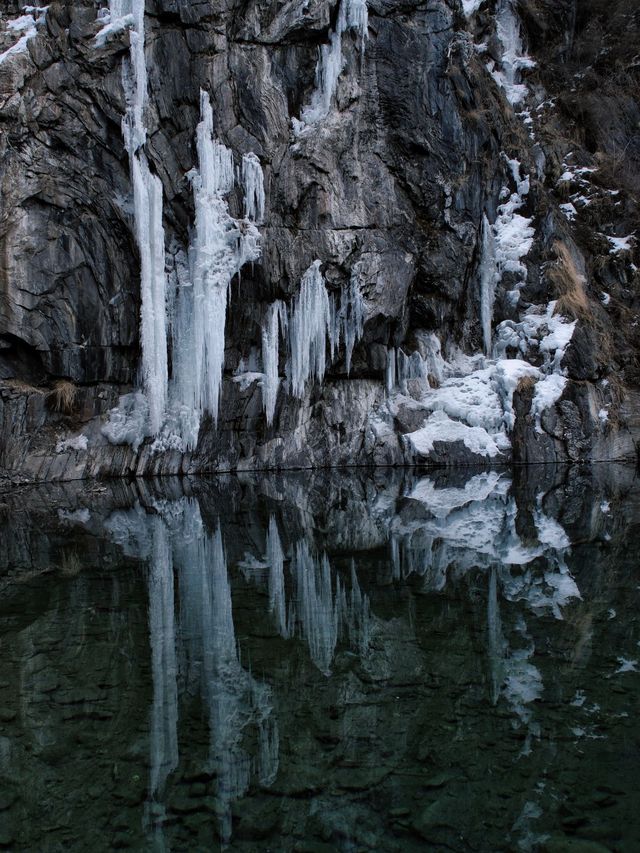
top-left (0, 466), bottom-right (639, 852)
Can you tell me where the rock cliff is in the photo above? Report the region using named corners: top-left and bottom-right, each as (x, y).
top-left (1, 0), bottom-right (639, 480)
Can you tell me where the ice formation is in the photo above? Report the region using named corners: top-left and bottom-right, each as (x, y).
top-left (395, 144), bottom-right (568, 461)
top-left (170, 91), bottom-right (261, 448)
top-left (242, 153), bottom-right (265, 223)
top-left (280, 261), bottom-right (366, 402)
top-left (99, 0), bottom-right (169, 443)
top-left (336, 268), bottom-right (366, 375)
top-left (462, 0), bottom-right (484, 15)
top-left (166, 94), bottom-right (263, 449)
top-left (396, 296), bottom-right (575, 459)
top-left (488, 0), bottom-right (536, 106)
top-left (94, 2), bottom-right (134, 47)
top-left (493, 158), bottom-right (535, 305)
top-left (55, 434), bottom-right (88, 453)
top-left (134, 154), bottom-right (169, 436)
top-left (102, 391), bottom-right (150, 451)
top-left (105, 73), bottom-right (264, 451)
top-left (287, 261), bottom-right (334, 397)
top-left (293, 0), bottom-right (368, 134)
top-left (475, 157), bottom-right (534, 362)
top-left (478, 214), bottom-right (499, 354)
top-left (100, 0), bottom-right (266, 452)
top-left (261, 301), bottom-right (287, 425)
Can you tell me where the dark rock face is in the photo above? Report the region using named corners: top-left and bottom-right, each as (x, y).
top-left (0, 0), bottom-right (639, 481)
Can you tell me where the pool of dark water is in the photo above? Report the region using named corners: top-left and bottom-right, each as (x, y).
top-left (0, 465), bottom-right (638, 851)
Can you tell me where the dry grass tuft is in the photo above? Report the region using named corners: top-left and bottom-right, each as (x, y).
top-left (60, 551), bottom-right (82, 578)
top-left (549, 242), bottom-right (592, 321)
top-left (48, 379), bottom-right (77, 414)
top-left (2, 378), bottom-right (44, 395)
top-left (516, 375), bottom-right (538, 394)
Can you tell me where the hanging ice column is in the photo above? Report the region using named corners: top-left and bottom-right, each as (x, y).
top-left (261, 301), bottom-right (287, 426)
top-left (119, 0), bottom-right (168, 436)
top-left (99, 0), bottom-right (169, 442)
top-left (288, 261), bottom-right (335, 397)
top-left (274, 260), bottom-right (365, 407)
top-left (479, 214), bottom-right (499, 355)
top-left (337, 266), bottom-right (365, 375)
top-left (474, 157), bottom-right (535, 355)
top-left (170, 92), bottom-right (262, 449)
top-left (242, 153), bottom-right (265, 223)
top-left (292, 0), bottom-right (368, 134)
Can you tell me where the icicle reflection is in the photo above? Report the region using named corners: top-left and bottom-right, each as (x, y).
top-left (101, 466), bottom-right (588, 844)
top-left (106, 501), bottom-right (279, 845)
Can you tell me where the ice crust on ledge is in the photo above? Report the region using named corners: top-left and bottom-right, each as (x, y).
top-left (462, 0), bottom-right (484, 15)
top-left (393, 298), bottom-right (576, 460)
top-left (56, 434), bottom-right (89, 453)
top-left (406, 410), bottom-right (504, 458)
top-left (0, 6), bottom-right (47, 65)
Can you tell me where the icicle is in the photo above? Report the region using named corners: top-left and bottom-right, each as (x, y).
top-left (345, 0), bottom-right (369, 40)
top-left (492, 159), bottom-right (535, 307)
top-left (101, 0), bottom-right (169, 447)
top-left (170, 91), bottom-right (261, 448)
top-left (287, 261), bottom-right (333, 397)
top-left (242, 153), bottom-right (265, 223)
top-left (415, 331), bottom-right (445, 386)
top-left (293, 0), bottom-right (368, 134)
top-left (261, 301), bottom-right (286, 426)
top-left (385, 347), bottom-right (396, 395)
top-left (396, 349), bottom-right (427, 395)
top-left (479, 214), bottom-right (499, 356)
top-left (133, 154), bottom-right (169, 435)
top-left (337, 267), bottom-right (366, 375)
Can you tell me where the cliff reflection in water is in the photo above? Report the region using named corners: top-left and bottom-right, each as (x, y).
top-left (0, 464), bottom-right (639, 851)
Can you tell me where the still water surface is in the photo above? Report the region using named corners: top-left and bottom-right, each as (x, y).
top-left (0, 466), bottom-right (638, 851)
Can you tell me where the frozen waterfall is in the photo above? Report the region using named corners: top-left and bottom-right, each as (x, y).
top-left (169, 92), bottom-right (262, 449)
top-left (293, 0), bottom-right (368, 133)
top-left (101, 0), bottom-right (169, 443)
top-left (489, 0), bottom-right (536, 107)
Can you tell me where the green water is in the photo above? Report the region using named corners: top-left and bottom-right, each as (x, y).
top-left (0, 466), bottom-right (638, 852)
